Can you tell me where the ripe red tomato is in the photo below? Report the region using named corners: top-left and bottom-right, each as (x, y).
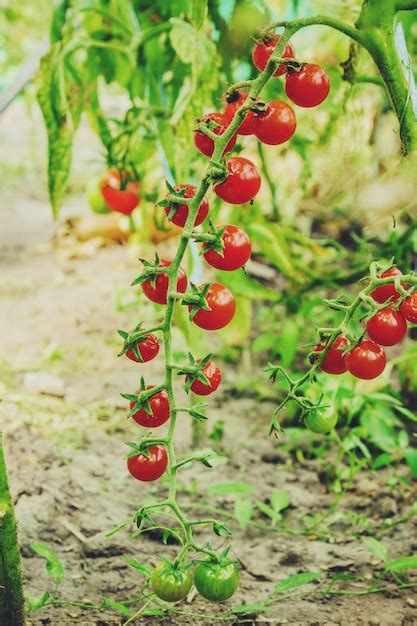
top-left (314, 335), bottom-right (349, 375)
top-left (190, 283), bottom-right (236, 330)
top-left (345, 340), bottom-right (386, 380)
top-left (165, 184), bottom-right (209, 228)
top-left (253, 100), bottom-right (296, 145)
top-left (127, 445), bottom-right (168, 481)
top-left (214, 157), bottom-right (261, 205)
top-left (285, 64), bottom-right (330, 108)
top-left (187, 359), bottom-right (222, 396)
top-left (371, 267), bottom-right (403, 303)
top-left (130, 386), bottom-right (170, 428)
top-left (223, 93), bottom-right (256, 136)
top-left (194, 113), bottom-right (236, 157)
top-left (101, 168), bottom-right (140, 215)
top-left (126, 334), bottom-right (160, 363)
top-left (400, 291), bottom-right (417, 323)
top-left (252, 35), bottom-right (296, 76)
top-left (366, 307), bottom-right (407, 346)
top-left (203, 225), bottom-right (251, 271)
top-left (141, 259), bottom-right (187, 305)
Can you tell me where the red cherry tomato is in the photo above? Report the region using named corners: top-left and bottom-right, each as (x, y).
top-left (223, 93), bottom-right (256, 136)
top-left (371, 267), bottom-right (403, 304)
top-left (203, 225), bottom-right (251, 271)
top-left (345, 340), bottom-right (386, 380)
top-left (187, 359), bottom-right (222, 396)
top-left (194, 113), bottom-right (236, 157)
top-left (126, 333), bottom-right (160, 363)
top-left (366, 307), bottom-right (407, 346)
top-left (214, 157), bottom-right (261, 205)
top-left (141, 259), bottom-right (187, 305)
top-left (127, 445), bottom-right (168, 481)
top-left (285, 64), bottom-right (330, 108)
top-left (253, 100), bottom-right (296, 145)
top-left (190, 283), bottom-right (236, 331)
top-left (400, 291), bottom-right (417, 323)
top-left (313, 335), bottom-right (349, 375)
top-left (252, 35), bottom-right (296, 77)
top-left (165, 184), bottom-right (209, 228)
top-left (130, 386), bottom-right (170, 428)
top-left (101, 168), bottom-right (140, 215)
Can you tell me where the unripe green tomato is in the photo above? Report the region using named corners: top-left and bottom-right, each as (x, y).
top-left (194, 561), bottom-right (239, 602)
top-left (305, 408), bottom-right (337, 434)
top-left (150, 563), bottom-right (192, 602)
top-left (86, 178), bottom-right (110, 214)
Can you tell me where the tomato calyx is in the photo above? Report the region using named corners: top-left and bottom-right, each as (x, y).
top-left (122, 378), bottom-right (166, 419)
top-left (125, 438), bottom-right (167, 462)
top-left (117, 322), bottom-right (158, 360)
top-left (178, 353), bottom-right (214, 394)
top-left (182, 283), bottom-right (212, 321)
top-left (131, 253), bottom-right (169, 288)
top-left (284, 60), bottom-right (307, 75)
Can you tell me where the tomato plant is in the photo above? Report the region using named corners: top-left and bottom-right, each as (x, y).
top-left (187, 359), bottom-right (222, 396)
top-left (100, 168), bottom-right (141, 215)
top-left (400, 291), bottom-right (417, 323)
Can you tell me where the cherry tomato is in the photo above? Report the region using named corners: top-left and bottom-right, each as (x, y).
top-left (203, 225), bottom-right (251, 271)
top-left (141, 259), bottom-right (187, 305)
top-left (285, 64), bottom-right (330, 108)
top-left (305, 407), bottom-right (338, 434)
top-left (194, 561), bottom-right (239, 602)
top-left (252, 34), bottom-right (296, 77)
top-left (191, 283), bottom-right (236, 331)
top-left (371, 267), bottom-right (403, 303)
top-left (400, 291), bottom-right (417, 323)
top-left (101, 168), bottom-right (140, 215)
top-left (345, 340), bottom-right (386, 380)
top-left (127, 445), bottom-right (168, 481)
top-left (151, 563), bottom-right (192, 602)
top-left (130, 386), bottom-right (170, 428)
top-left (214, 157), bottom-right (261, 205)
top-left (253, 100), bottom-right (296, 145)
top-left (126, 334), bottom-right (160, 363)
top-left (164, 184), bottom-right (209, 228)
top-left (87, 178), bottom-right (111, 214)
top-left (313, 335), bottom-right (349, 375)
top-left (366, 307), bottom-right (407, 346)
top-left (187, 359), bottom-right (222, 396)
top-left (223, 93), bottom-right (256, 136)
top-left (194, 113), bottom-right (236, 157)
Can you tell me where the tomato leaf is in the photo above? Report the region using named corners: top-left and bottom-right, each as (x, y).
top-left (27, 592), bottom-right (50, 612)
top-left (385, 556), bottom-right (417, 571)
top-left (234, 498), bottom-right (253, 529)
top-left (362, 537), bottom-right (388, 563)
top-left (192, 0), bottom-right (207, 29)
top-left (102, 598), bottom-right (130, 616)
top-left (123, 558), bottom-right (152, 576)
top-left (405, 448), bottom-right (417, 478)
top-left (274, 572), bottom-right (321, 593)
top-left (31, 543), bottom-right (64, 581)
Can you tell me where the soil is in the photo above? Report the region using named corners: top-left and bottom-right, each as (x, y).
top-left (1, 101), bottom-right (416, 626)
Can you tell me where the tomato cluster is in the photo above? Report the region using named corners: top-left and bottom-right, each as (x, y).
top-left (87, 168), bottom-right (141, 215)
top-left (314, 268), bottom-right (415, 381)
top-left (150, 559), bottom-right (239, 604)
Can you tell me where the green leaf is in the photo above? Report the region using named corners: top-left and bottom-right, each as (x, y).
top-left (372, 453), bottom-right (393, 470)
top-left (102, 598), bottom-right (130, 616)
top-left (123, 558), bottom-right (152, 576)
top-left (231, 603), bottom-right (269, 615)
top-left (50, 0), bottom-right (70, 43)
top-left (28, 592), bottom-right (50, 612)
top-left (362, 537), bottom-right (388, 563)
top-left (217, 269), bottom-right (279, 301)
top-left (385, 556), bottom-right (417, 571)
top-left (404, 448), bottom-right (417, 478)
top-left (271, 490), bottom-right (291, 514)
top-left (207, 482), bottom-right (255, 496)
top-left (31, 543), bottom-right (64, 581)
top-left (234, 498), bottom-right (253, 529)
top-left (274, 572), bottom-right (321, 593)
top-left (278, 319), bottom-right (299, 368)
top-left (248, 223), bottom-right (302, 282)
top-left (193, 0), bottom-right (207, 28)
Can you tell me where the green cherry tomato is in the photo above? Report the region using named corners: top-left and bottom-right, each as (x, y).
top-left (86, 178), bottom-right (110, 214)
top-left (151, 563), bottom-right (192, 602)
top-left (194, 561), bottom-right (239, 602)
top-left (305, 408), bottom-right (337, 434)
